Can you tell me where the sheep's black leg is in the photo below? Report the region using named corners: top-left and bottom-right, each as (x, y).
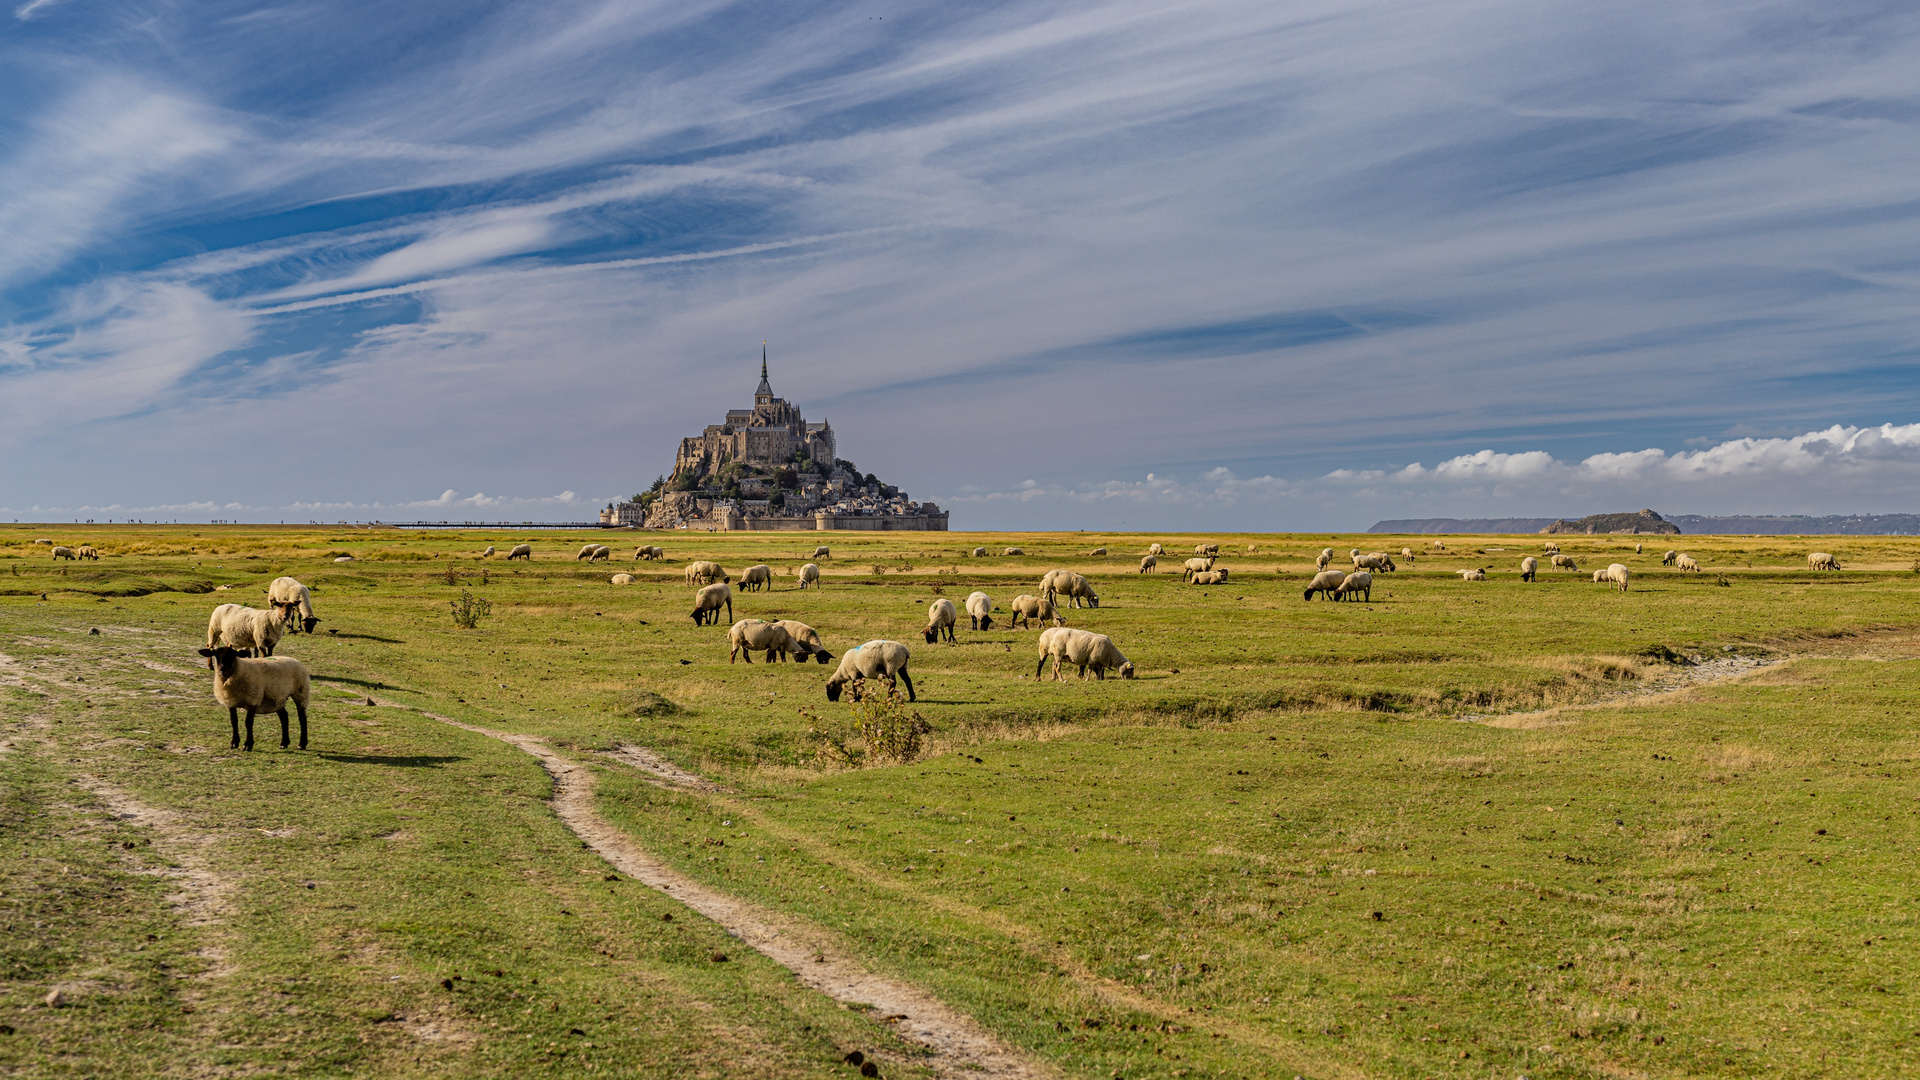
top-left (898, 669), bottom-right (915, 702)
top-left (243, 710), bottom-right (255, 751)
top-left (229, 707), bottom-right (240, 749)
top-left (296, 702), bottom-right (308, 749)
top-left (277, 706), bottom-right (291, 748)
top-left (1035, 655), bottom-right (1049, 678)
top-left (725, 598), bottom-right (732, 624)
top-left (1093, 666), bottom-right (1105, 680)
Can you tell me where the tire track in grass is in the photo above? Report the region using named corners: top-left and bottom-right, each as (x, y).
top-left (394, 703), bottom-right (1050, 1080)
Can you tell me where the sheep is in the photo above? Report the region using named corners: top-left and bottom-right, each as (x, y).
top-left (1147, 543), bottom-right (1164, 556)
top-left (611, 573), bottom-right (637, 585)
top-left (1303, 569), bottom-right (1346, 601)
top-left (965, 591), bottom-right (994, 631)
top-left (637, 546), bottom-right (666, 560)
top-left (1181, 557), bottom-right (1215, 581)
top-left (813, 546), bottom-right (831, 559)
top-left (1194, 543), bottom-right (1218, 556)
top-left (1430, 540), bottom-right (1446, 550)
top-left (797, 563), bottom-right (821, 589)
top-left (1602, 563), bottom-right (1630, 592)
top-left (1008, 593), bottom-right (1061, 629)
top-left (1635, 543), bottom-right (1643, 555)
top-left (1352, 551), bottom-right (1396, 572)
top-left (577, 544), bottom-right (601, 561)
top-left (206, 603), bottom-right (286, 660)
top-left (1334, 571), bottom-right (1373, 602)
top-left (1040, 570), bottom-right (1099, 608)
top-left (51, 546), bottom-right (75, 560)
top-left (1400, 547), bottom-right (1414, 559)
top-left (684, 561), bottom-right (728, 586)
top-left (971, 547), bottom-right (988, 557)
top-left (1003, 547), bottom-right (1025, 556)
top-left (1551, 554), bottom-right (1579, 572)
top-left (1190, 570), bottom-right (1227, 586)
top-left (772, 620), bottom-right (835, 664)
top-left (267, 577), bottom-right (320, 634)
top-left (923, 598), bottom-right (958, 643)
top-left (196, 646), bottom-right (311, 751)
top-left (1543, 542), bottom-right (1561, 553)
top-left (738, 564), bottom-right (773, 592)
top-left (483, 546), bottom-right (496, 557)
top-left (728, 619), bottom-right (798, 663)
top-left (1808, 552), bottom-right (1841, 570)
top-left (1661, 550), bottom-right (1677, 566)
top-left (825, 640), bottom-right (914, 702)
top-left (32, 538), bottom-right (50, 545)
top-left (690, 583), bottom-right (733, 626)
top-left (1676, 554), bottom-right (1701, 573)
top-left (1520, 556), bottom-right (1538, 583)
top-left (1592, 569), bottom-right (1607, 583)
top-left (1139, 554), bottom-right (1158, 573)
top-left (1035, 627), bottom-right (1133, 681)
top-left (1458, 568), bottom-right (1487, 581)
top-left (1089, 547), bottom-right (1107, 556)
top-left (1315, 548), bottom-right (1334, 571)
top-left (507, 543), bottom-right (533, 560)
top-left (76, 545), bottom-right (99, 560)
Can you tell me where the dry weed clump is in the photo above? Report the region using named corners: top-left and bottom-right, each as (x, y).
top-left (801, 680), bottom-right (930, 767)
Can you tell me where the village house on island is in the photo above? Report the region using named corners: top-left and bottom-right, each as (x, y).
top-left (600, 352), bottom-right (947, 531)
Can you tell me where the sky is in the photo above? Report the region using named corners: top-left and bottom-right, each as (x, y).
top-left (3, 0), bottom-right (1920, 531)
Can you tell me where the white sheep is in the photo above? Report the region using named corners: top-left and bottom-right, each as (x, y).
top-left (690, 583), bottom-right (733, 626)
top-left (1808, 552), bottom-right (1840, 570)
top-left (1303, 569), bottom-right (1345, 600)
top-left (636, 545), bottom-right (666, 560)
top-left (772, 620), bottom-right (835, 664)
top-left (1661, 550), bottom-right (1677, 566)
top-left (797, 563), bottom-right (821, 589)
top-left (1189, 570), bottom-right (1226, 586)
top-left (206, 603), bottom-right (287, 660)
top-left (1520, 556), bottom-right (1538, 583)
top-left (1430, 540), bottom-right (1446, 550)
top-left (1181, 557), bottom-right (1215, 581)
top-left (577, 544), bottom-right (602, 561)
top-left (1008, 593), bottom-right (1060, 629)
top-left (1334, 570), bottom-right (1373, 601)
top-left (965, 591), bottom-right (994, 631)
top-left (728, 619), bottom-right (798, 663)
top-left (738, 564), bottom-right (773, 592)
top-left (971, 547), bottom-right (988, 557)
top-left (923, 598), bottom-right (958, 643)
top-left (1400, 547), bottom-right (1414, 559)
top-left (1147, 543), bottom-right (1164, 556)
top-left (1635, 543), bottom-right (1643, 555)
top-left (483, 546), bottom-right (496, 557)
top-left (1315, 548), bottom-right (1334, 571)
top-left (76, 545), bottom-right (99, 560)
top-left (32, 538), bottom-right (50, 545)
top-left (825, 641), bottom-right (914, 702)
top-left (1551, 554), bottom-right (1579, 572)
top-left (1089, 547), bottom-right (1108, 556)
top-left (1035, 627), bottom-right (1134, 681)
top-left (1139, 554), bottom-right (1158, 573)
top-left (813, 545), bottom-right (832, 559)
top-left (1194, 543), bottom-right (1219, 556)
top-left (611, 573), bottom-right (637, 585)
top-left (507, 544), bottom-right (533, 560)
top-left (684, 561), bottom-right (728, 586)
top-left (1458, 568), bottom-right (1487, 581)
top-left (1352, 551), bottom-right (1396, 572)
top-left (1602, 563), bottom-right (1630, 592)
top-left (1040, 570), bottom-right (1099, 608)
top-left (1543, 542), bottom-right (1561, 553)
top-left (51, 546), bottom-right (75, 560)
top-left (1676, 554), bottom-right (1700, 573)
top-left (1003, 547), bottom-right (1025, 556)
top-left (196, 646), bottom-right (310, 751)
top-left (267, 577), bottom-right (320, 634)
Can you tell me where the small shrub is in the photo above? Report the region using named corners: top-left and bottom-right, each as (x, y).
top-left (449, 590), bottom-right (493, 629)
top-left (442, 563), bottom-right (460, 586)
top-left (871, 564), bottom-right (887, 576)
top-left (802, 681), bottom-right (930, 767)
top-left (613, 688), bottom-right (679, 718)
top-left (1638, 643), bottom-right (1690, 665)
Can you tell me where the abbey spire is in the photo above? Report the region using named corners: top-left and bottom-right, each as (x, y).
top-left (755, 343), bottom-right (772, 403)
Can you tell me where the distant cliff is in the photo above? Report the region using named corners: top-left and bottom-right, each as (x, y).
top-left (1542, 509), bottom-right (1680, 535)
top-left (1369, 517), bottom-right (1559, 534)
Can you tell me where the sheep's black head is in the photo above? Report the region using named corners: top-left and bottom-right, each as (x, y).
top-left (197, 646), bottom-right (240, 678)
top-left (1086, 597), bottom-right (1099, 608)
top-left (826, 679), bottom-right (843, 702)
top-left (301, 616), bottom-right (320, 634)
top-left (923, 627), bottom-right (939, 644)
top-left (689, 609), bottom-right (705, 625)
top-left (813, 650), bottom-right (833, 664)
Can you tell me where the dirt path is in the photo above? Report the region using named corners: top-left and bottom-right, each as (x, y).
top-left (602, 742), bottom-right (731, 792)
top-left (1465, 653), bottom-right (1783, 728)
top-left (400, 705), bottom-right (1050, 1080)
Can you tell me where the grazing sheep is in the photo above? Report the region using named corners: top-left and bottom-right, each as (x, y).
top-left (1315, 548), bottom-right (1334, 571)
top-left (813, 546), bottom-right (831, 559)
top-left (1602, 563), bottom-right (1630, 592)
top-left (1661, 550), bottom-right (1677, 566)
top-left (593, 545), bottom-right (613, 561)
top-left (965, 591), bottom-right (994, 631)
top-left (1808, 552), bottom-right (1841, 570)
top-left (1520, 556), bottom-right (1538, 583)
top-left (1303, 570), bottom-right (1346, 601)
top-left (206, 603), bottom-right (287, 660)
top-left (507, 543), bottom-right (533, 560)
top-left (690, 583), bottom-right (733, 626)
top-left (971, 547), bottom-right (988, 557)
top-left (1040, 570), bottom-right (1099, 608)
top-left (1543, 542), bottom-right (1561, 553)
top-left (1635, 543), bottom-right (1643, 555)
top-left (1351, 551), bottom-right (1396, 572)
top-left (1676, 554), bottom-right (1701, 573)
top-left (1008, 593), bottom-right (1061, 629)
top-left (51, 546), bottom-right (75, 560)
top-left (1089, 547), bottom-right (1107, 556)
top-left (923, 598), bottom-right (958, 643)
top-left (1592, 569), bottom-right (1606, 583)
top-left (1181, 557), bottom-right (1215, 581)
top-left (739, 564), bottom-right (773, 592)
top-left (1334, 571), bottom-right (1374, 602)
top-left (825, 640), bottom-right (914, 702)
top-left (1035, 627), bottom-right (1134, 681)
top-left (728, 619), bottom-right (798, 663)
top-left (483, 546), bottom-right (496, 557)
top-left (797, 563), bottom-right (821, 589)
top-left (1189, 570), bottom-right (1227, 586)
top-left (577, 544), bottom-right (602, 561)
top-left (1551, 554), bottom-right (1579, 572)
top-left (1003, 547), bottom-right (1025, 556)
top-left (1430, 540), bottom-right (1446, 550)
top-left (1139, 554), bottom-right (1158, 573)
top-left (1400, 547), bottom-right (1414, 559)
top-left (684, 561), bottom-right (728, 586)
top-left (32, 538), bottom-right (50, 545)
top-left (197, 646), bottom-right (311, 751)
top-left (1457, 568), bottom-right (1486, 582)
top-left (76, 545), bottom-right (99, 560)
top-left (1194, 543), bottom-right (1219, 556)
top-left (1147, 543), bottom-right (1164, 556)
top-left (637, 545), bottom-right (666, 560)
top-left (772, 620), bottom-right (835, 664)
top-left (611, 573), bottom-right (637, 585)
top-left (267, 577), bottom-right (320, 634)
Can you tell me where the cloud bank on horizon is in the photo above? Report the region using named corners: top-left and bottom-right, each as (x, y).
top-left (3, 1), bottom-right (1920, 530)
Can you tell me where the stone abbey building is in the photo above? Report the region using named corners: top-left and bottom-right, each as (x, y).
top-left (674, 354), bottom-right (837, 477)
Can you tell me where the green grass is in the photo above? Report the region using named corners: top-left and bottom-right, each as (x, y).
top-left (2, 525), bottom-right (1917, 1077)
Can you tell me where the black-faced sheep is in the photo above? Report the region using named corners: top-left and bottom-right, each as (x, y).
top-left (636, 545), bottom-right (665, 560)
top-left (1040, 570), bottom-right (1098, 608)
top-left (577, 544), bottom-right (602, 561)
top-left (772, 620), bottom-right (834, 664)
top-left (1035, 627), bottom-right (1133, 681)
top-left (825, 640), bottom-right (914, 702)
top-left (1194, 543), bottom-right (1219, 556)
top-left (1139, 554), bottom-right (1157, 573)
top-left (1808, 552), bottom-right (1840, 570)
top-left (739, 564), bottom-right (773, 592)
top-left (1601, 563), bottom-right (1630, 592)
top-left (1352, 551), bottom-right (1396, 572)
top-left (965, 591), bottom-right (994, 631)
top-left (798, 563), bottom-right (821, 589)
top-left (1457, 568), bottom-right (1487, 581)
top-left (1334, 570), bottom-right (1373, 601)
top-left (684, 561), bottom-right (728, 586)
top-left (196, 646), bottom-right (310, 751)
top-left (1661, 549), bottom-right (1677, 566)
top-left (691, 583), bottom-right (733, 626)
top-left (507, 544), bottom-right (533, 560)
top-left (1675, 554), bottom-right (1700, 573)
top-left (76, 545), bottom-right (99, 560)
top-left (813, 545), bottom-right (831, 559)
top-left (206, 603), bottom-right (286, 660)
top-left (1315, 548), bottom-right (1334, 571)
top-left (1550, 554), bottom-right (1579, 572)
top-left (483, 546), bottom-right (496, 557)
top-left (923, 598), bottom-right (957, 643)
top-left (1008, 593), bottom-right (1060, 629)
top-left (51, 546), bottom-right (75, 560)
top-left (1003, 547), bottom-right (1024, 556)
top-left (1303, 569), bottom-right (1345, 600)
top-left (267, 577), bottom-right (320, 634)
top-left (728, 619), bottom-right (797, 663)
top-left (1520, 556), bottom-right (1537, 583)
top-left (1181, 557), bottom-right (1214, 581)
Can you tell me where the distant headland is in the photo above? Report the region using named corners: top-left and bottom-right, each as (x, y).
top-left (1371, 510), bottom-right (1920, 535)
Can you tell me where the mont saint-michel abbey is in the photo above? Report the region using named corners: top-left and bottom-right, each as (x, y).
top-left (600, 353), bottom-right (947, 531)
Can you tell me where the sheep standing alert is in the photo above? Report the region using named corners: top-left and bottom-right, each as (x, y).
top-left (825, 641), bottom-right (914, 702)
top-left (1035, 627), bottom-right (1134, 681)
top-left (1181, 557), bottom-right (1215, 581)
top-left (965, 591), bottom-right (994, 631)
top-left (1303, 570), bottom-right (1345, 601)
top-left (690, 583), bottom-right (733, 626)
top-left (923, 598), bottom-right (958, 643)
top-left (196, 646), bottom-right (310, 751)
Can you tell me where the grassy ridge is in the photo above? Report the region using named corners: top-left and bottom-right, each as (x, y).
top-left (2, 524), bottom-right (1917, 1077)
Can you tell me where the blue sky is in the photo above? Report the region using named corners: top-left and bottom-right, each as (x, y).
top-left (4, 0), bottom-right (1920, 529)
